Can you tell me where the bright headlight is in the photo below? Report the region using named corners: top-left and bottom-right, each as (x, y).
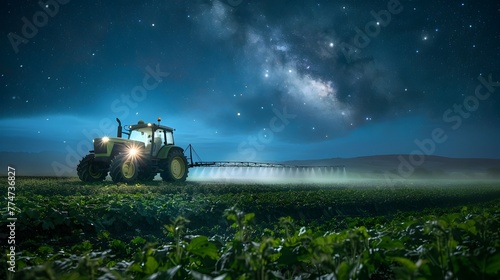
top-left (102, 136), bottom-right (110, 143)
top-left (128, 147), bottom-right (139, 156)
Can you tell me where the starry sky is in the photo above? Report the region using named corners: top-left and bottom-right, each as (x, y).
top-left (1, 0), bottom-right (500, 168)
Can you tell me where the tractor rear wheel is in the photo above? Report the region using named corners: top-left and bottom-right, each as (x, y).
top-left (110, 154), bottom-right (139, 183)
top-left (160, 149), bottom-right (188, 182)
top-left (77, 154), bottom-right (107, 182)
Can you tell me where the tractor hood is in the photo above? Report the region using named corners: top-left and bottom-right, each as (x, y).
top-left (93, 137), bottom-right (146, 159)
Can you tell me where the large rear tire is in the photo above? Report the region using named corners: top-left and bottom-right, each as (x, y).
top-left (160, 149), bottom-right (188, 182)
top-left (110, 154), bottom-right (139, 183)
top-left (77, 154), bottom-right (107, 182)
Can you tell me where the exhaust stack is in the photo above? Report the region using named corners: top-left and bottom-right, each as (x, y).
top-left (116, 118), bottom-right (122, 138)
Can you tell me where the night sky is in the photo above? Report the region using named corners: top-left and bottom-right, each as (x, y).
top-left (2, 0), bottom-right (500, 171)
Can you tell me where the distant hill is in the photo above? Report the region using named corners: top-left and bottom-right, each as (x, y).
top-left (1, 151), bottom-right (500, 179)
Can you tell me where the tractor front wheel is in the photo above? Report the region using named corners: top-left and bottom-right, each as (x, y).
top-left (110, 154), bottom-right (139, 183)
top-left (160, 149), bottom-right (188, 182)
top-left (77, 154), bottom-right (107, 182)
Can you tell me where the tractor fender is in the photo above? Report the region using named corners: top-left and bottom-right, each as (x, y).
top-left (157, 145), bottom-right (184, 160)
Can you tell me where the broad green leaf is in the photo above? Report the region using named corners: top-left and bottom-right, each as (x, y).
top-left (25, 208), bottom-right (39, 219)
top-left (484, 252), bottom-right (500, 274)
top-left (337, 261), bottom-right (350, 280)
top-left (392, 257), bottom-right (417, 272)
top-left (144, 256), bottom-right (159, 274)
top-left (128, 262), bottom-right (143, 273)
top-left (42, 220), bottom-right (54, 230)
top-left (147, 265), bottom-right (181, 279)
top-left (187, 236), bottom-right (219, 260)
top-left (131, 236), bottom-right (147, 246)
top-left (244, 213), bottom-right (255, 223)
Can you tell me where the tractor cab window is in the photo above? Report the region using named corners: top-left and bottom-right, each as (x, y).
top-left (166, 131), bottom-right (174, 145)
top-left (151, 130), bottom-right (166, 156)
top-left (129, 128), bottom-right (152, 146)
top-left (154, 130), bottom-right (166, 145)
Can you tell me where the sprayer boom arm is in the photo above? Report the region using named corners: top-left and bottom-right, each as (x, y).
top-left (184, 144), bottom-right (343, 169)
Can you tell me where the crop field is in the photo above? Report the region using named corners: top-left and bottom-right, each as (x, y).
top-left (2, 177), bottom-right (500, 279)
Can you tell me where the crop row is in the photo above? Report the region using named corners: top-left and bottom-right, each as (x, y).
top-left (4, 202), bottom-right (500, 279)
top-left (2, 178), bottom-right (500, 279)
top-left (4, 180), bottom-right (500, 245)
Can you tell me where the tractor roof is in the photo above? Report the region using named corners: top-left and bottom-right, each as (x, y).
top-left (128, 121), bottom-right (174, 132)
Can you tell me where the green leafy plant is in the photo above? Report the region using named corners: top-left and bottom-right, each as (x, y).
top-left (2, 177), bottom-right (499, 279)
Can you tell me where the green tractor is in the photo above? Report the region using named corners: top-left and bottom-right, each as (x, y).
top-left (77, 118), bottom-right (189, 183)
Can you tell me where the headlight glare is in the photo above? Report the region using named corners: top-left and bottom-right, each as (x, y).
top-left (128, 147), bottom-right (139, 157)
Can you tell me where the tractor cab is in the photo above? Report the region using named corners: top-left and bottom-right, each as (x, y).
top-left (124, 120), bottom-right (175, 157)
